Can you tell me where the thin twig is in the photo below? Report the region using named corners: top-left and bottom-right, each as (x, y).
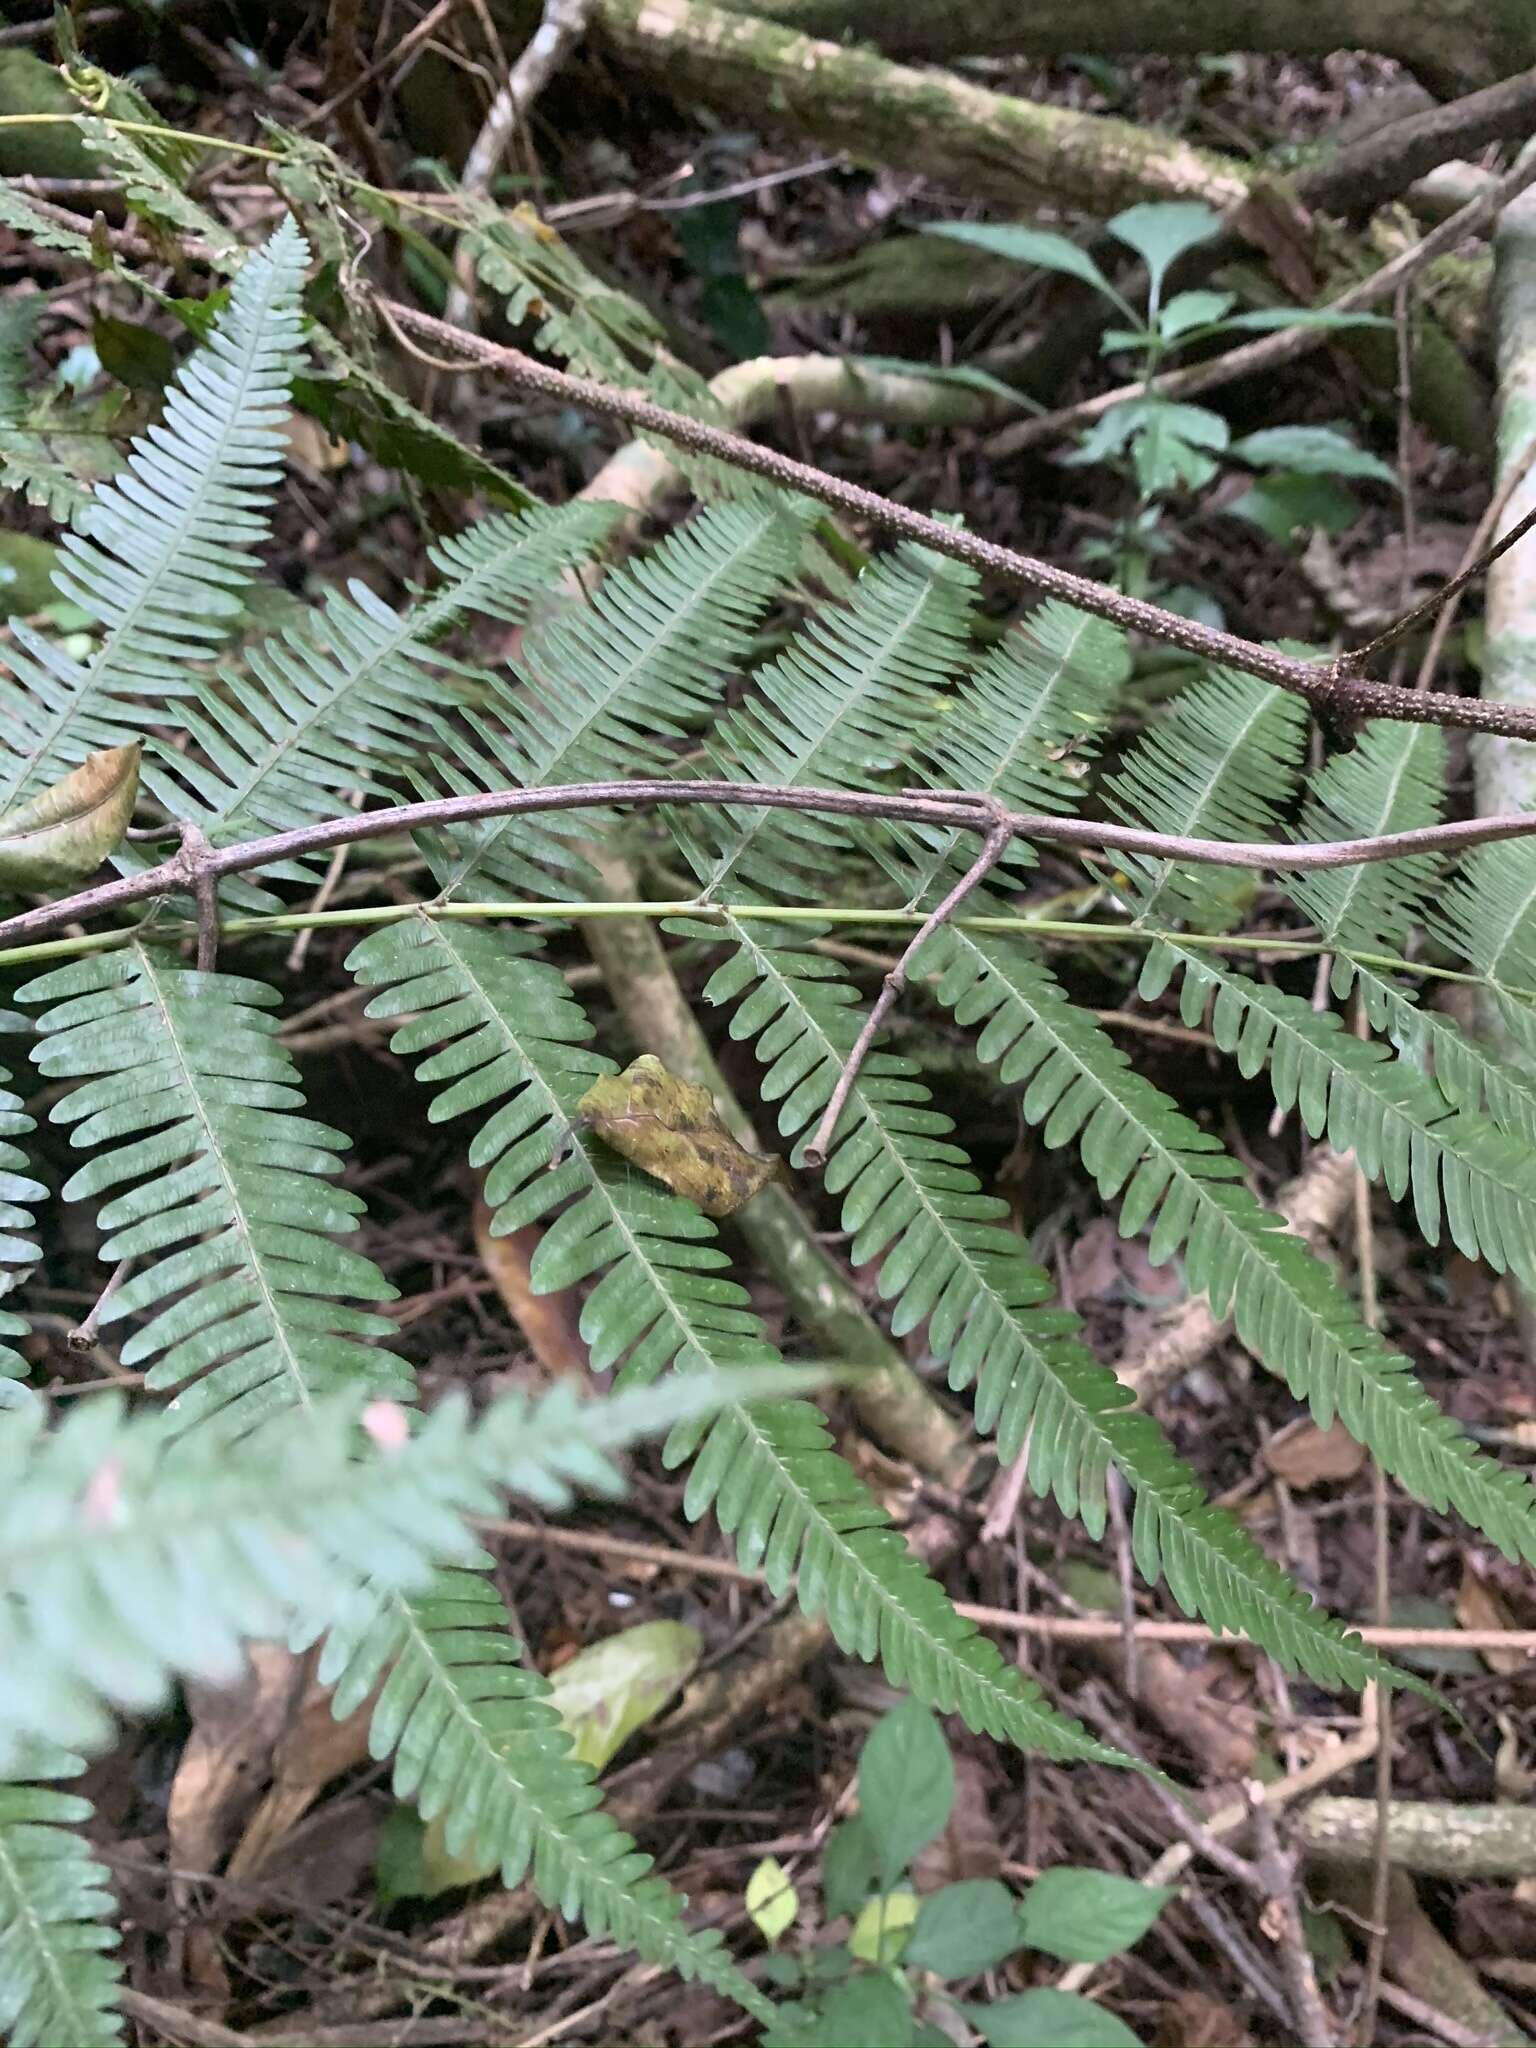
top-left (1356, 500), bottom-right (1536, 667)
top-left (66, 1258), bottom-right (133, 1352)
top-left (804, 806), bottom-right (1014, 1165)
top-left (178, 823), bottom-right (219, 972)
top-left (1105, 1469), bottom-right (1140, 1701)
top-left (299, 0), bottom-right (467, 132)
top-left (1377, 1981), bottom-right (1509, 2048)
top-left (0, 9), bottom-right (117, 46)
top-left (477, 1517), bottom-right (1536, 1652)
top-left (459, 0), bottom-right (593, 197)
top-left (985, 144), bottom-right (1536, 460)
top-left (1353, 1000), bottom-right (1394, 2048)
top-left (442, 0), bottom-right (593, 343)
top-left (1079, 1691), bottom-right (1264, 1890)
top-left (16, 777), bottom-right (1536, 960)
top-left (379, 294), bottom-right (1536, 740)
top-left (1253, 1803), bottom-right (1340, 2048)
top-left (1415, 443), bottom-right (1536, 691)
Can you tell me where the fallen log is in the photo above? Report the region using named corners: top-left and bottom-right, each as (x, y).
top-left (697, 0), bottom-right (1536, 99)
top-left (588, 0), bottom-right (1255, 215)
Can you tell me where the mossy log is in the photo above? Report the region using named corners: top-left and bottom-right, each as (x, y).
top-left (586, 0), bottom-right (1254, 215)
top-left (698, 0), bottom-right (1536, 100)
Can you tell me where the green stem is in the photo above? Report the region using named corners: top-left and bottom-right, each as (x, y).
top-left (0, 901), bottom-right (1526, 999)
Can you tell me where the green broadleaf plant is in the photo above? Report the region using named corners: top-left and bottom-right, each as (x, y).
top-left (756, 1699), bottom-right (1170, 2046)
top-left (1, 213), bottom-right (1533, 2040)
top-left (932, 202), bottom-right (1394, 597)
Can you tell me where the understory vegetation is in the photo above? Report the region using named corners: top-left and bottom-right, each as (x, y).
top-left (2, 10), bottom-right (1536, 2045)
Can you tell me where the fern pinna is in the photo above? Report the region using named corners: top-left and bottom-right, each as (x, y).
top-left (4, 212), bottom-right (1536, 2037)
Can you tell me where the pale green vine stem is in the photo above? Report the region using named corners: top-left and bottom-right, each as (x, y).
top-left (0, 904), bottom-right (1524, 1001)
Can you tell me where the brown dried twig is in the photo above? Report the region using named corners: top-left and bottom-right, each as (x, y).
top-left (804, 800), bottom-right (1015, 1166)
top-left (13, 776), bottom-right (1536, 959)
top-left (378, 294), bottom-right (1536, 742)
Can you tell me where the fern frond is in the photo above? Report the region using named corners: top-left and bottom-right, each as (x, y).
top-left (1290, 722), bottom-right (1445, 977)
top-left (0, 1758), bottom-right (122, 2048)
top-left (890, 601), bottom-right (1128, 904)
top-left (348, 915), bottom-right (1118, 1763)
top-left (669, 1396), bottom-right (1129, 1761)
top-left (0, 1392), bottom-right (474, 1768)
top-left (928, 925), bottom-right (1536, 1564)
top-left (0, 220), bottom-right (308, 806)
top-left (1353, 966), bottom-right (1536, 1135)
top-left (152, 501), bottom-right (616, 874)
top-left (0, 1057), bottom-right (43, 1319)
top-left (78, 114), bottom-right (238, 264)
top-left (0, 186), bottom-right (92, 261)
top-left (682, 545), bottom-right (979, 901)
top-left (0, 1373), bottom-right (769, 1773)
top-left (1141, 942), bottom-right (1536, 1282)
top-left (1106, 667), bottom-right (1309, 929)
top-left (417, 497), bottom-right (805, 902)
top-left (1433, 836), bottom-right (1536, 1058)
top-left (465, 201), bottom-right (716, 419)
top-left (315, 1565), bottom-right (772, 2019)
top-left (680, 919), bottom-right (1391, 1688)
top-left (19, 945), bottom-right (409, 1438)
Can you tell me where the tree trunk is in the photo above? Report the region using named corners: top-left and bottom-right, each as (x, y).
top-left (702, 0), bottom-right (1536, 99)
top-left (588, 0), bottom-right (1254, 215)
top-left (1474, 175), bottom-right (1536, 1356)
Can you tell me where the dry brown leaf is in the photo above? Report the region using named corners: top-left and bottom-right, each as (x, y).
top-left (0, 740), bottom-right (140, 890)
top-left (167, 1644), bottom-right (308, 1997)
top-left (1457, 1567), bottom-right (1526, 1676)
top-left (1065, 1216), bottom-right (1182, 1308)
top-left (227, 1669), bottom-right (377, 1880)
top-left (578, 1055), bottom-right (786, 1217)
top-left (258, 1793), bottom-right (386, 1917)
top-left (473, 1192), bottom-right (591, 1380)
top-left (1263, 1419), bottom-right (1366, 1490)
top-left (1155, 1988), bottom-right (1256, 2048)
top-left (169, 1646), bottom-right (306, 1879)
top-left (283, 410), bottom-right (350, 476)
top-left (1457, 1885), bottom-right (1536, 1960)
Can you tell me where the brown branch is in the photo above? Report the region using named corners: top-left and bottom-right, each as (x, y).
top-left (377, 293), bottom-right (1536, 741)
top-left (802, 803), bottom-right (1015, 1167)
top-left (482, 1521), bottom-right (1536, 1654)
top-left (459, 0), bottom-right (593, 196)
top-left (984, 144), bottom-right (1536, 461)
top-left (1297, 66), bottom-right (1536, 223)
top-left (12, 777), bottom-right (1536, 959)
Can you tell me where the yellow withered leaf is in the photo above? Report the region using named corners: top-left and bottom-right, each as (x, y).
top-left (0, 740), bottom-right (141, 891)
top-left (577, 1055), bottom-right (785, 1217)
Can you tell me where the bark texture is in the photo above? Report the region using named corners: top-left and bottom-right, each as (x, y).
top-left (1475, 177), bottom-right (1536, 1351)
top-left (1302, 1798), bottom-right (1536, 1878)
top-left (702, 0), bottom-right (1536, 99)
top-left (589, 0), bottom-right (1254, 214)
top-left (1478, 181), bottom-right (1536, 819)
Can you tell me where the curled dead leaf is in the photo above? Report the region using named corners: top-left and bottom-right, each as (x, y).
top-left (1456, 1567), bottom-right (1527, 1677)
top-left (578, 1055), bottom-right (786, 1217)
top-left (0, 740), bottom-right (140, 891)
top-left (1262, 1419), bottom-right (1365, 1490)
